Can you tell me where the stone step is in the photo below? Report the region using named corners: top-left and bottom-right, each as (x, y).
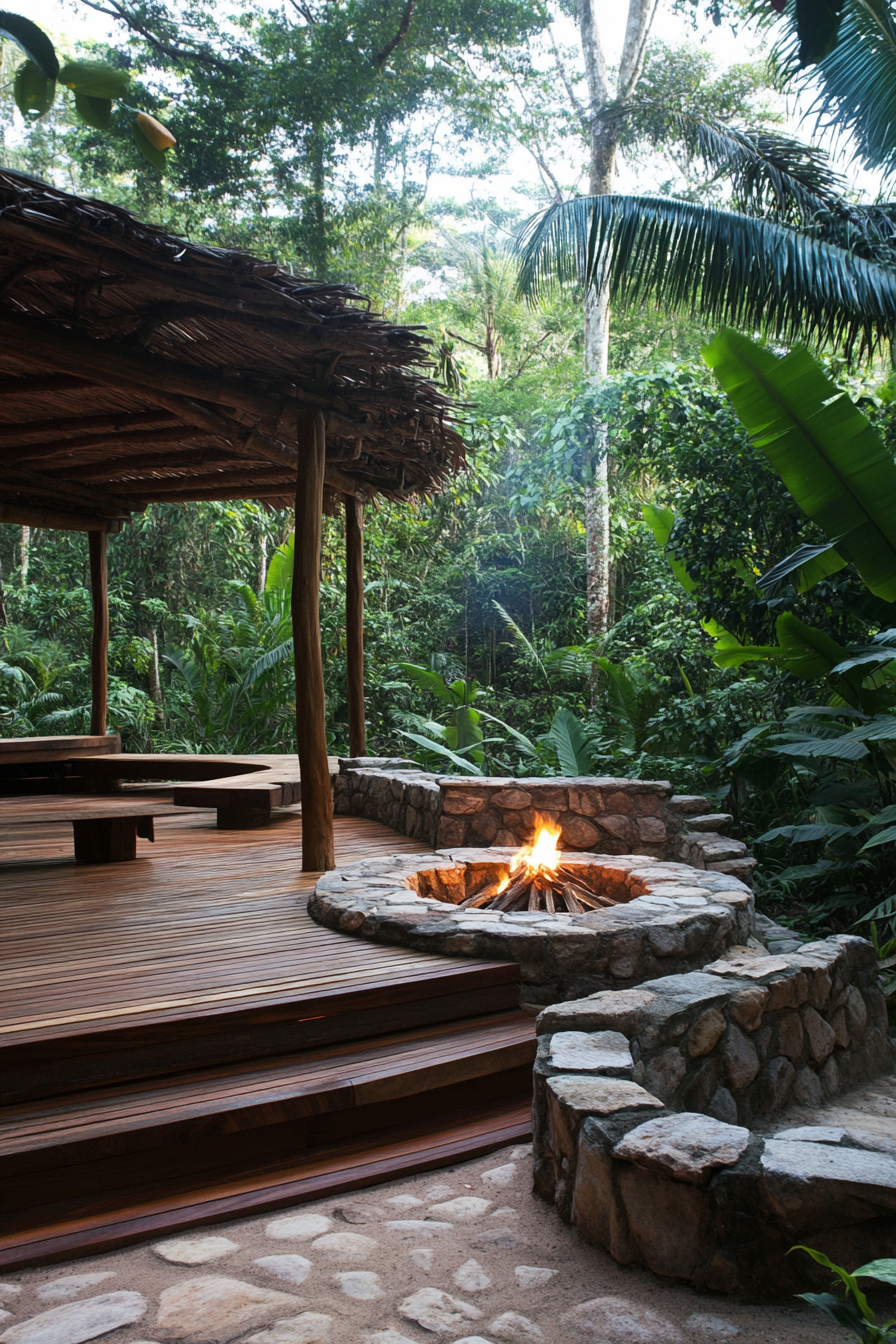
top-left (667, 795), bottom-right (712, 815)
top-left (685, 813), bottom-right (734, 834)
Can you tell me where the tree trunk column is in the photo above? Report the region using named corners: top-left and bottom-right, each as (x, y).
top-left (88, 529), bottom-right (109, 737)
top-left (344, 492), bottom-right (366, 758)
top-left (293, 411), bottom-right (335, 872)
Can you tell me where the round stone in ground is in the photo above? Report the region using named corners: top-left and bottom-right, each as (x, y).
top-left (153, 1237), bottom-right (240, 1265)
top-left (514, 1267), bottom-right (557, 1288)
top-left (153, 1277), bottom-right (303, 1343)
top-left (686, 1315), bottom-right (741, 1338)
top-left (453, 1259), bottom-right (491, 1291)
top-left (427, 1196), bottom-right (491, 1220)
top-left (308, 1232), bottom-right (378, 1261)
top-left (397, 1287), bottom-right (483, 1333)
top-left (244, 1316), bottom-right (333, 1344)
top-left (265, 1215), bottom-right (331, 1241)
top-left (489, 1310), bottom-right (544, 1340)
top-left (252, 1258), bottom-right (312, 1287)
top-left (480, 1162), bottom-right (516, 1187)
top-left (560, 1297), bottom-right (684, 1342)
top-left (0, 1292), bottom-right (147, 1344)
top-left (35, 1277), bottom-right (116, 1303)
top-left (333, 1272), bottom-right (384, 1301)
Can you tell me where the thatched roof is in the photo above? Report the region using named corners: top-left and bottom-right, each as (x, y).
top-left (0, 169), bottom-right (464, 532)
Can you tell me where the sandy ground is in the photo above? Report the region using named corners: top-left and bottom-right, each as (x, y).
top-left (0, 1142), bottom-right (873, 1344)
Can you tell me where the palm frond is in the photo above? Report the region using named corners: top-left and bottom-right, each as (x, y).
top-left (603, 102), bottom-right (846, 220)
top-left (517, 194), bottom-right (896, 357)
top-left (755, 0), bottom-right (896, 179)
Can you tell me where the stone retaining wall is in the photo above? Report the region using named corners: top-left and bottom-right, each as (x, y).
top-left (531, 936), bottom-right (895, 1295)
top-left (333, 760), bottom-right (755, 881)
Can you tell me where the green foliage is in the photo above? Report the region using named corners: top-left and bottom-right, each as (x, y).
top-left (792, 1245), bottom-right (896, 1342)
top-left (704, 329), bottom-right (896, 602)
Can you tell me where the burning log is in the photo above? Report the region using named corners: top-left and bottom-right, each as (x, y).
top-left (457, 825), bottom-right (625, 916)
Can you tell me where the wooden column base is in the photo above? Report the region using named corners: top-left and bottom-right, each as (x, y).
top-left (72, 816), bottom-right (154, 863)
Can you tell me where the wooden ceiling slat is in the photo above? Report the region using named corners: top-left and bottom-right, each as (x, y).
top-left (0, 411), bottom-right (178, 442)
top-left (3, 426), bottom-right (210, 467)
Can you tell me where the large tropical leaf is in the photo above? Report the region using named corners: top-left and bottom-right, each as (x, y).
top-left (517, 195), bottom-right (896, 357)
top-left (547, 707), bottom-right (597, 776)
top-left (704, 329), bottom-right (896, 601)
top-left (0, 12), bottom-right (58, 78)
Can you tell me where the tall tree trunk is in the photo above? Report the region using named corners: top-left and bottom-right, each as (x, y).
top-left (149, 628), bottom-right (164, 720)
top-left (258, 532), bottom-right (267, 593)
top-left (578, 0), bottom-right (659, 637)
top-left (20, 525), bottom-right (29, 585)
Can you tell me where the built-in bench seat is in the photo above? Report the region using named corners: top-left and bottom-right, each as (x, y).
top-left (74, 753), bottom-right (332, 828)
top-left (0, 796), bottom-right (191, 863)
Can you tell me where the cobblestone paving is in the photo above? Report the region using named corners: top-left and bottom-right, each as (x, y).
top-left (0, 1145), bottom-right (860, 1344)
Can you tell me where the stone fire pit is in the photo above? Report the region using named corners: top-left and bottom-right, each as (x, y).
top-left (309, 847), bottom-right (755, 1004)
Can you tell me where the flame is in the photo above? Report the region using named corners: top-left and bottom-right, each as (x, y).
top-left (510, 821), bottom-right (562, 879)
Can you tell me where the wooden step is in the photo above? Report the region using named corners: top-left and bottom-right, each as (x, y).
top-left (0, 1011), bottom-right (535, 1240)
top-left (1, 960), bottom-right (520, 1104)
top-left (0, 1094), bottom-right (532, 1272)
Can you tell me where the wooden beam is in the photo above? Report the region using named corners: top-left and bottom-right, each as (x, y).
top-left (107, 465), bottom-right (294, 495)
top-left (293, 410), bottom-right (335, 873)
top-left (88, 530), bottom-right (109, 737)
top-left (0, 468), bottom-right (144, 517)
top-left (4, 426), bottom-right (207, 467)
top-left (344, 492), bottom-right (366, 757)
top-left (0, 502), bottom-right (124, 532)
top-left (0, 374), bottom-right (94, 396)
top-left (65, 449), bottom-right (241, 481)
top-left (0, 411), bottom-right (177, 442)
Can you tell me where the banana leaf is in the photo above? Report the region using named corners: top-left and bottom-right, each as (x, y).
top-left (704, 329), bottom-right (896, 602)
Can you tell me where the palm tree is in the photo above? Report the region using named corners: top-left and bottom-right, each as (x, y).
top-left (517, 5), bottom-right (896, 360)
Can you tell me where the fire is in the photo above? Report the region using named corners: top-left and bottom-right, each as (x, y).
top-left (511, 822), bottom-right (561, 879)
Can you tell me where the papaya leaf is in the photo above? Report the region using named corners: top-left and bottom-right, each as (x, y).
top-left (0, 12), bottom-right (58, 78)
top-left (859, 824), bottom-right (896, 851)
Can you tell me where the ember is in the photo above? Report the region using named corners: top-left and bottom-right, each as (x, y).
top-left (457, 823), bottom-right (623, 914)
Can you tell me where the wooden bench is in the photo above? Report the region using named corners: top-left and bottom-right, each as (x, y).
top-left (0, 796), bottom-right (191, 863)
top-left (74, 753), bottom-right (315, 829)
top-left (0, 735), bottom-right (122, 795)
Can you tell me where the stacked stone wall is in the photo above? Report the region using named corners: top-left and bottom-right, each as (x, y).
top-left (333, 762), bottom-right (755, 881)
top-left (531, 937), bottom-right (895, 1296)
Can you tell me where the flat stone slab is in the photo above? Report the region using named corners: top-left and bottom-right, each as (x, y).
top-left (559, 1296), bottom-right (684, 1342)
top-left (613, 1113), bottom-right (751, 1184)
top-left (760, 1140), bottom-right (896, 1211)
top-left (548, 1075), bottom-right (664, 1118)
top-left (154, 1277), bottom-right (303, 1343)
top-left (397, 1287), bottom-right (482, 1333)
top-left (0, 1293), bottom-right (147, 1344)
top-left (547, 1030), bottom-right (634, 1075)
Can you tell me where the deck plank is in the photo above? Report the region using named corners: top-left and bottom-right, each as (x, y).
top-left (0, 808), bottom-right (483, 1045)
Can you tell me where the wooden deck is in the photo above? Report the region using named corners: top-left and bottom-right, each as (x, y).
top-left (0, 802), bottom-right (532, 1268)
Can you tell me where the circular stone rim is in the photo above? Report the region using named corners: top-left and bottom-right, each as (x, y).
top-left (309, 847), bottom-right (754, 982)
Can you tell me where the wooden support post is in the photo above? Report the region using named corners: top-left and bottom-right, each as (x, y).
top-left (293, 411), bottom-right (335, 872)
top-left (344, 492), bottom-right (367, 758)
top-left (88, 530), bottom-right (109, 737)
